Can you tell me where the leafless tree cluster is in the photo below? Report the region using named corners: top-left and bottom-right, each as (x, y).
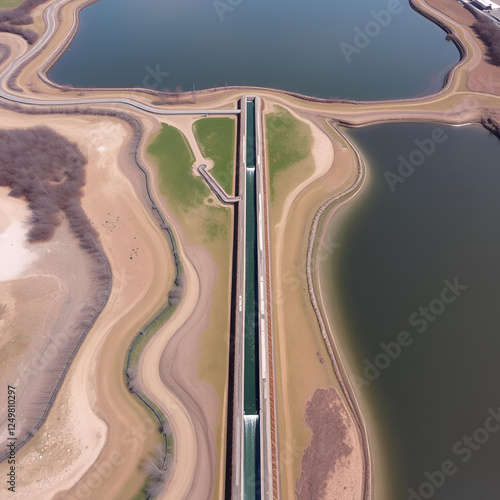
top-left (471, 19), bottom-right (500, 65)
top-left (481, 116), bottom-right (500, 139)
top-left (0, 126), bottom-right (100, 253)
top-left (168, 273), bottom-right (184, 306)
top-left (295, 388), bottom-right (353, 500)
top-left (0, 0), bottom-right (50, 45)
top-left (144, 443), bottom-right (172, 497)
top-left (0, 22), bottom-right (36, 44)
top-left (464, 3), bottom-right (500, 66)
top-left (126, 366), bottom-right (142, 394)
top-left (0, 0), bottom-right (49, 24)
top-left (0, 42), bottom-right (11, 63)
top-left (151, 88), bottom-right (197, 106)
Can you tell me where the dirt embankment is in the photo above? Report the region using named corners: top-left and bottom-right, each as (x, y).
top-left (0, 0), bottom-right (50, 44)
top-left (296, 388), bottom-right (362, 500)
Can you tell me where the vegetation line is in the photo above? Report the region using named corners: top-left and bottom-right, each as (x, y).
top-left (463, 2), bottom-right (500, 66)
top-left (0, 0), bottom-right (51, 44)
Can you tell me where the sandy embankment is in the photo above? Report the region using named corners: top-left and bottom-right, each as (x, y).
top-left (0, 110), bottom-right (177, 499)
top-left (264, 101), bottom-right (367, 499)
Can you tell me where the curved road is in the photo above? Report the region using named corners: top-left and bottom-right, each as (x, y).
top-left (0, 0), bottom-right (240, 116)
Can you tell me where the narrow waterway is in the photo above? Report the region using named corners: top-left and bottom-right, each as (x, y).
top-left (243, 100), bottom-right (261, 499)
top-left (244, 166), bottom-right (259, 416)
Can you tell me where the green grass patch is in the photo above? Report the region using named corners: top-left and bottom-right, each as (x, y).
top-left (127, 302), bottom-right (175, 500)
top-left (266, 106), bottom-right (312, 198)
top-left (148, 123), bottom-right (231, 245)
top-left (148, 124), bottom-right (207, 211)
top-left (131, 490), bottom-right (147, 500)
top-left (0, 0), bottom-right (24, 8)
top-left (204, 205), bottom-right (229, 242)
top-left (127, 305), bottom-right (177, 369)
top-left (193, 117), bottom-right (236, 195)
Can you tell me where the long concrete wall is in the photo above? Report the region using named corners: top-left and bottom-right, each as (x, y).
top-left (230, 96), bottom-right (247, 500)
top-left (252, 95), bottom-right (281, 500)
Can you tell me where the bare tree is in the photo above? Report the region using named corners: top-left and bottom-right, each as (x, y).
top-left (0, 126), bottom-right (101, 254)
top-left (464, 3), bottom-right (500, 66)
top-left (144, 442), bottom-right (172, 497)
top-left (126, 367), bottom-right (142, 394)
top-left (0, 0), bottom-right (51, 44)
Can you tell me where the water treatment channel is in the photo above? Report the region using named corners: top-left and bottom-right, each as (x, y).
top-left (243, 99), bottom-right (261, 499)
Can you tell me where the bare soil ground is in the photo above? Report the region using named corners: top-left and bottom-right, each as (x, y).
top-left (296, 387), bottom-right (363, 500)
top-left (264, 98), bottom-right (366, 500)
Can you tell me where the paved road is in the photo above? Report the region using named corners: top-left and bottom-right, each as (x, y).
top-left (231, 95), bottom-right (279, 500)
top-left (0, 0), bottom-right (240, 116)
top-left (197, 164), bottom-right (241, 204)
top-left (253, 95), bottom-right (279, 500)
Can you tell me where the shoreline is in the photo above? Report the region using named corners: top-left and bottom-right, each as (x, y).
top-left (12, 0), bottom-right (466, 108)
top-left (31, 0), bottom-right (466, 106)
top-left (304, 123), bottom-right (371, 498)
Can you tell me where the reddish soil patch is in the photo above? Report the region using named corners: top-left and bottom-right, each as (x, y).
top-left (295, 387), bottom-right (353, 500)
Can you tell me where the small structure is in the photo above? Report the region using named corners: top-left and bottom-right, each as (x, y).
top-left (471, 0), bottom-right (500, 10)
top-left (491, 9), bottom-right (500, 21)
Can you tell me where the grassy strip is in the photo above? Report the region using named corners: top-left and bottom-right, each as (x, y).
top-left (127, 124), bottom-right (196, 497)
top-left (193, 117), bottom-right (236, 195)
top-left (124, 202), bottom-right (184, 499)
top-left (265, 106), bottom-right (311, 199)
top-left (148, 123), bottom-right (230, 245)
top-left (125, 298), bottom-right (179, 499)
top-left (127, 306), bottom-right (177, 369)
top-left (0, 0), bottom-right (24, 8)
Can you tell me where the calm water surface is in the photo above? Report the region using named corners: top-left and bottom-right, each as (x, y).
top-left (323, 124), bottom-right (500, 499)
top-left (48, 0), bottom-right (459, 100)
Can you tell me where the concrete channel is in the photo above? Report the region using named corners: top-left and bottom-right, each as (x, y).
top-left (230, 95), bottom-right (280, 500)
